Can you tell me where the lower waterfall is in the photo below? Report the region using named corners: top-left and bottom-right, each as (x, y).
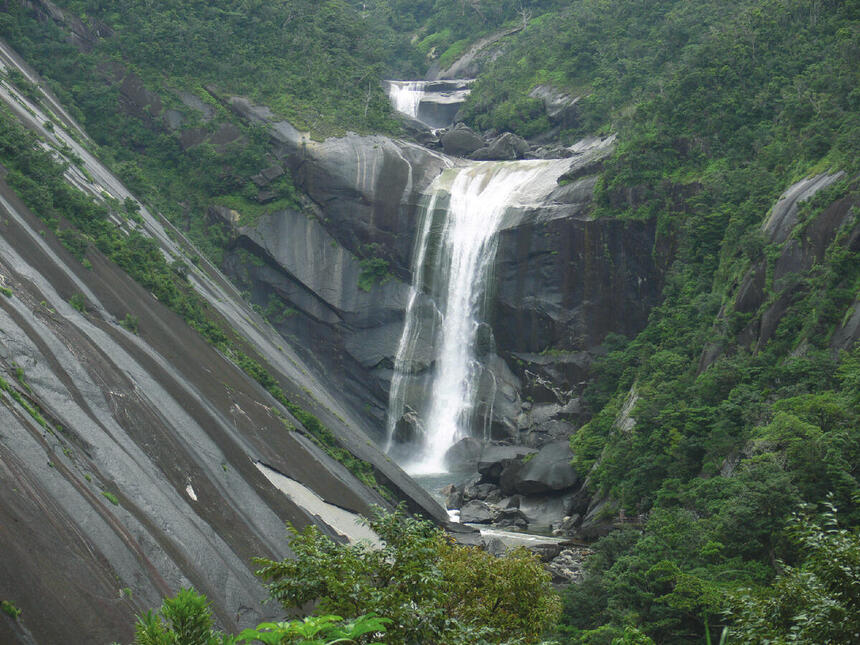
top-left (386, 159), bottom-right (572, 474)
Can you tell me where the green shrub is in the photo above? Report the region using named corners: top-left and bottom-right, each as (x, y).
top-left (69, 293), bottom-right (86, 313)
top-left (1, 600), bottom-right (22, 620)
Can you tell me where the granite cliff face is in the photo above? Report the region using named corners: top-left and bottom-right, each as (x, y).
top-left (0, 43), bottom-right (446, 645)
top-left (216, 97), bottom-right (669, 454)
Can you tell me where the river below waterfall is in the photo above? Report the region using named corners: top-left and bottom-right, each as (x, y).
top-left (412, 473), bottom-right (567, 549)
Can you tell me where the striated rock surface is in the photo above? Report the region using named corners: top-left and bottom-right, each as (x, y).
top-left (0, 53), bottom-right (448, 645)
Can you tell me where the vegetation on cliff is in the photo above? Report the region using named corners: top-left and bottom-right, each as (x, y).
top-left (127, 508), bottom-right (560, 645)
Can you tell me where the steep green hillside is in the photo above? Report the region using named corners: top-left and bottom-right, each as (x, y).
top-left (391, 0), bottom-right (856, 640)
top-left (0, 0), bottom-right (404, 264)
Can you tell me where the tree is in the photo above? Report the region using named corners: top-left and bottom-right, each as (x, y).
top-left (129, 588), bottom-right (389, 645)
top-left (725, 502), bottom-right (860, 643)
top-left (254, 506), bottom-right (561, 644)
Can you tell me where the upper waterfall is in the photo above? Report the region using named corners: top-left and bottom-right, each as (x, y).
top-left (387, 81), bottom-right (425, 119)
top-left (386, 158), bottom-right (573, 474)
top-left (384, 79), bottom-right (474, 129)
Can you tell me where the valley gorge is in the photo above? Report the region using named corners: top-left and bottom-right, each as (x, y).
top-left (0, 1), bottom-right (857, 643)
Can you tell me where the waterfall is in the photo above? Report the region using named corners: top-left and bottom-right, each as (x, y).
top-left (386, 81), bottom-right (425, 120)
top-left (386, 159), bottom-right (572, 474)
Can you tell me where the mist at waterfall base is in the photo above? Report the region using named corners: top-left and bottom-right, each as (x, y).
top-left (385, 159), bottom-right (572, 476)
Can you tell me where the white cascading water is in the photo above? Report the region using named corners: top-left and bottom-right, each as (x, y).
top-left (386, 159), bottom-right (572, 474)
top-left (386, 81), bottom-right (426, 120)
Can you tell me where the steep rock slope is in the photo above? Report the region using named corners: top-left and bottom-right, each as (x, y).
top-left (0, 41), bottom-right (444, 645)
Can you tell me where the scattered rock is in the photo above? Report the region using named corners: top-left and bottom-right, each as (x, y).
top-left (460, 500), bottom-right (494, 524)
top-left (441, 484), bottom-right (463, 510)
top-left (469, 132), bottom-right (530, 161)
top-left (441, 123), bottom-right (484, 157)
top-left (546, 547), bottom-right (593, 584)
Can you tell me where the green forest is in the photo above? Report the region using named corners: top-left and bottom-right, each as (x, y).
top-left (0, 0), bottom-right (857, 643)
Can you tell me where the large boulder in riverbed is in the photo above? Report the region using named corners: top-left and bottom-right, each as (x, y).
top-left (441, 123), bottom-right (484, 157)
top-left (460, 500), bottom-right (494, 523)
top-left (477, 444), bottom-right (537, 480)
top-left (444, 437), bottom-right (483, 471)
top-left (469, 132), bottom-right (530, 161)
top-left (514, 440), bottom-right (579, 495)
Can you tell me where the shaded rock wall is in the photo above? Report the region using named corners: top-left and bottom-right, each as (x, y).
top-left (220, 98), bottom-right (670, 448)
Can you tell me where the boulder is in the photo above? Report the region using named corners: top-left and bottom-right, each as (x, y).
top-left (499, 460), bottom-right (525, 496)
top-left (464, 482), bottom-right (498, 501)
top-left (392, 410), bottom-right (423, 444)
top-left (518, 491), bottom-right (578, 531)
top-left (493, 507), bottom-right (528, 529)
top-left (460, 500), bottom-right (494, 524)
top-left (469, 132), bottom-right (530, 161)
top-left (514, 440), bottom-right (579, 495)
top-left (441, 124), bottom-right (484, 157)
top-left (484, 537), bottom-right (508, 557)
top-left (444, 436), bottom-right (483, 472)
top-left (528, 542), bottom-right (564, 562)
top-left (440, 484), bottom-right (463, 510)
top-left (476, 444), bottom-right (537, 480)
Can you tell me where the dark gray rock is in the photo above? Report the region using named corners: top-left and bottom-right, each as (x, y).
top-left (832, 300), bottom-right (860, 351)
top-left (515, 440), bottom-right (579, 495)
top-left (469, 132), bottom-right (530, 161)
top-left (441, 124), bottom-right (485, 157)
top-left (461, 473), bottom-right (483, 500)
top-left (444, 437), bottom-right (483, 472)
top-left (392, 410), bottom-right (424, 444)
top-left (493, 206), bottom-right (669, 355)
top-left (528, 542), bottom-right (564, 562)
top-left (493, 507), bottom-right (528, 529)
top-left (484, 537), bottom-right (508, 557)
top-left (441, 484), bottom-right (463, 510)
top-left (460, 500), bottom-right (494, 524)
top-left (477, 444), bottom-right (537, 480)
top-left (499, 460), bottom-right (525, 496)
top-left (734, 262), bottom-right (766, 314)
top-left (465, 483), bottom-right (498, 501)
top-left (578, 492), bottom-right (618, 540)
top-left (519, 491), bottom-right (578, 530)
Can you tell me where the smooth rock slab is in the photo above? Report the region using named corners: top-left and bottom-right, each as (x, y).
top-left (515, 440), bottom-right (579, 495)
